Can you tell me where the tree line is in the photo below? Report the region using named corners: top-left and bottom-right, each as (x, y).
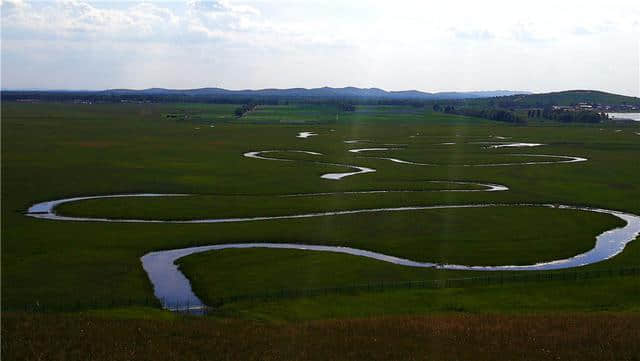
top-left (433, 103), bottom-right (609, 124)
top-left (433, 104), bottom-right (526, 124)
top-left (233, 103), bottom-right (257, 117)
top-left (541, 108), bottom-right (608, 123)
top-left (1, 91), bottom-right (433, 107)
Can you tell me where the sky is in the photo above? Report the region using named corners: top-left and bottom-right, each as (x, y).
top-left (2, 0), bottom-right (640, 96)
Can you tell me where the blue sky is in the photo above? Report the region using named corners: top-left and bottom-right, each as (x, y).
top-left (2, 0), bottom-right (639, 96)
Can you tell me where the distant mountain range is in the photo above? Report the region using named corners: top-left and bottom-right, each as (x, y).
top-left (98, 87), bottom-right (531, 100)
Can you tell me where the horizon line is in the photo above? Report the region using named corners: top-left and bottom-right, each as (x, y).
top-left (3, 87), bottom-right (639, 98)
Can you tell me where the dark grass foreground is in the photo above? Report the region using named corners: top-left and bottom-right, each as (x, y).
top-left (3, 313), bottom-right (640, 361)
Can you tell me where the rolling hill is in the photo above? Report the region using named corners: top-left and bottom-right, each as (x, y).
top-left (487, 90), bottom-right (640, 107)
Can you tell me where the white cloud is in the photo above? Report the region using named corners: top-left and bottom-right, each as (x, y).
top-left (452, 28), bottom-right (495, 41)
top-left (2, 0), bottom-right (639, 96)
top-left (184, 0), bottom-right (257, 40)
top-left (2, 0), bottom-right (182, 40)
top-left (0, 0), bottom-right (27, 10)
top-left (187, 0), bottom-right (259, 15)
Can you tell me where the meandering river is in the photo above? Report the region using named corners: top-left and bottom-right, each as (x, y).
top-left (25, 133), bottom-right (638, 311)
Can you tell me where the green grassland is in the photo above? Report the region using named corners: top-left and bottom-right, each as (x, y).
top-left (2, 102), bottom-right (640, 320)
top-left (209, 277), bottom-right (640, 321)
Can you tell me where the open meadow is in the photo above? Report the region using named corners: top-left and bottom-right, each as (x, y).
top-left (2, 102), bottom-right (640, 360)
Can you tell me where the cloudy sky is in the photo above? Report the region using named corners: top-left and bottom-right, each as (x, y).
top-left (2, 0), bottom-right (639, 95)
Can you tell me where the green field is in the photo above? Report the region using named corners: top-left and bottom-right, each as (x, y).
top-left (2, 102), bottom-right (640, 359)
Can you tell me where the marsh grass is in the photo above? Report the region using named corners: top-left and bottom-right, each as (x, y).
top-left (3, 312), bottom-right (640, 361)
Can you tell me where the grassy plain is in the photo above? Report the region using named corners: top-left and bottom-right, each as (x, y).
top-left (2, 102), bottom-right (640, 359)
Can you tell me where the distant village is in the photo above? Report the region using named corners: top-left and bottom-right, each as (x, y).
top-left (551, 102), bottom-right (640, 112)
